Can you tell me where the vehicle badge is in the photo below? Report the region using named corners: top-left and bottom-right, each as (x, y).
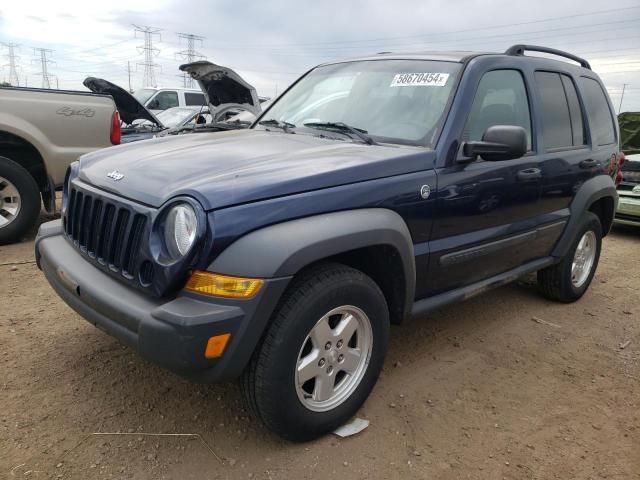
top-left (420, 184), bottom-right (431, 199)
top-left (107, 170), bottom-right (124, 181)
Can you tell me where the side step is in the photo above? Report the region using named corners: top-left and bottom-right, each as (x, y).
top-left (411, 256), bottom-right (555, 318)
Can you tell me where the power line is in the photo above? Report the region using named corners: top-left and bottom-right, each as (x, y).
top-left (207, 20), bottom-right (640, 53)
top-left (175, 32), bottom-right (205, 88)
top-left (134, 24), bottom-right (161, 88)
top-left (201, 5), bottom-right (640, 49)
top-left (32, 47), bottom-right (55, 89)
top-left (2, 42), bottom-right (21, 86)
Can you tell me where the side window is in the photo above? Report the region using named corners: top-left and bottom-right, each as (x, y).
top-left (151, 91), bottom-right (179, 110)
top-left (578, 77), bottom-right (616, 146)
top-left (535, 72), bottom-right (574, 150)
top-left (185, 92), bottom-right (206, 106)
top-left (561, 75), bottom-right (586, 147)
top-left (464, 70), bottom-right (532, 150)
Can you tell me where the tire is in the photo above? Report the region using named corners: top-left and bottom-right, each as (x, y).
top-left (537, 212), bottom-right (602, 303)
top-left (0, 156), bottom-right (41, 245)
top-left (241, 262), bottom-right (390, 441)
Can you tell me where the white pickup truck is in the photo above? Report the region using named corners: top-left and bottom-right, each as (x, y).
top-left (0, 86), bottom-right (119, 244)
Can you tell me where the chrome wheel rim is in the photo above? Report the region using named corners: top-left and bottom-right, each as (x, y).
top-left (295, 305), bottom-right (373, 412)
top-left (571, 230), bottom-right (596, 288)
top-left (0, 176), bottom-right (21, 229)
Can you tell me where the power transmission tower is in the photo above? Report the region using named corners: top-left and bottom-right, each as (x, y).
top-left (2, 42), bottom-right (21, 86)
top-left (176, 32), bottom-right (204, 88)
top-left (32, 48), bottom-right (55, 89)
top-left (134, 25), bottom-right (161, 88)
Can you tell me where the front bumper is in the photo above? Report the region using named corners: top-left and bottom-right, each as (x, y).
top-left (35, 220), bottom-right (291, 382)
top-left (614, 194), bottom-right (640, 227)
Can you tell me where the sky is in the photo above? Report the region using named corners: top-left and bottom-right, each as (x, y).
top-left (0, 0), bottom-right (639, 111)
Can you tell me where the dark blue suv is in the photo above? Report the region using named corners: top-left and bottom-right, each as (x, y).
top-left (36, 45), bottom-right (620, 441)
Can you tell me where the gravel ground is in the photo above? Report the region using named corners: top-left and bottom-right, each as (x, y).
top-left (1, 216), bottom-right (639, 480)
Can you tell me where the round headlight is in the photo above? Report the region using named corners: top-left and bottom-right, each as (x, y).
top-left (164, 203), bottom-right (198, 258)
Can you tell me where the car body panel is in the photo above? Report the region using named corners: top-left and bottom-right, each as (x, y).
top-left (179, 61), bottom-right (261, 122)
top-left (134, 87), bottom-right (206, 114)
top-left (83, 77), bottom-right (162, 127)
top-left (0, 86), bottom-right (116, 185)
top-left (615, 153), bottom-right (640, 225)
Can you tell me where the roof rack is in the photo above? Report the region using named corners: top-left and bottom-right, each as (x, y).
top-left (505, 44), bottom-right (591, 70)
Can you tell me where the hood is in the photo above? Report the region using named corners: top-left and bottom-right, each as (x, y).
top-left (83, 77), bottom-right (162, 127)
top-left (179, 61), bottom-right (261, 122)
top-left (77, 131), bottom-right (432, 210)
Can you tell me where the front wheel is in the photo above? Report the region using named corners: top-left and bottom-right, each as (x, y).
top-left (0, 156), bottom-right (41, 245)
top-left (537, 212), bottom-right (602, 302)
top-left (241, 263), bottom-right (389, 441)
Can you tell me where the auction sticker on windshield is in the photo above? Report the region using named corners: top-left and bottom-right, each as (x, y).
top-left (390, 73), bottom-right (449, 87)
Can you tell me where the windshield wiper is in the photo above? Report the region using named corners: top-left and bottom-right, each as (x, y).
top-left (258, 118), bottom-right (295, 133)
top-left (303, 122), bottom-right (377, 145)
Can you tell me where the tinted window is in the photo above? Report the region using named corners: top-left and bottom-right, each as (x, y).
top-left (263, 59), bottom-right (462, 146)
top-left (579, 77), bottom-right (616, 146)
top-left (185, 92), bottom-right (206, 106)
top-left (535, 72), bottom-right (572, 149)
top-left (561, 75), bottom-right (586, 146)
top-left (464, 70), bottom-right (532, 150)
top-left (151, 91), bottom-right (179, 110)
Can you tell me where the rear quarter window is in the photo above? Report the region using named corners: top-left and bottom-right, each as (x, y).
top-left (578, 77), bottom-right (616, 146)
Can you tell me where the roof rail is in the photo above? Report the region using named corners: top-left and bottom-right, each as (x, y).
top-left (505, 44), bottom-right (591, 70)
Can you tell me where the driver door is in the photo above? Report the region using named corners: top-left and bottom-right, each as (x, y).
top-left (424, 68), bottom-right (546, 296)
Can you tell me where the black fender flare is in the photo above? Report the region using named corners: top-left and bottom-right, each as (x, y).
top-left (209, 208), bottom-right (416, 317)
top-left (552, 174), bottom-right (617, 258)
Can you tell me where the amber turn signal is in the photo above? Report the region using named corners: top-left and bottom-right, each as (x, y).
top-left (184, 271), bottom-right (263, 299)
top-left (204, 333), bottom-right (231, 359)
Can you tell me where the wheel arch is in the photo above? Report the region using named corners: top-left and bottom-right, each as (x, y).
top-left (209, 208), bottom-right (416, 324)
top-left (588, 196), bottom-right (615, 237)
top-left (0, 130), bottom-right (53, 211)
top-left (552, 174), bottom-right (617, 258)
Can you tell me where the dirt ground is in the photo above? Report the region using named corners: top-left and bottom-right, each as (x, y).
top-left (1, 214), bottom-right (639, 480)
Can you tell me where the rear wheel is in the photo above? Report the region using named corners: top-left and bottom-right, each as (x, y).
top-left (537, 212), bottom-right (602, 302)
top-left (0, 157), bottom-right (41, 245)
top-left (241, 263), bottom-right (389, 441)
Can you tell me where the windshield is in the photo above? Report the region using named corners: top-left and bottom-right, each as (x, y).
top-left (133, 88), bottom-right (156, 104)
top-left (258, 60), bottom-right (461, 146)
top-left (156, 107), bottom-right (200, 127)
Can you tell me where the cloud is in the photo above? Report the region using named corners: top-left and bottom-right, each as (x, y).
top-left (0, 0), bottom-right (638, 109)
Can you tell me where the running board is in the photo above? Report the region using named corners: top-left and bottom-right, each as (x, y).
top-left (411, 257), bottom-right (556, 318)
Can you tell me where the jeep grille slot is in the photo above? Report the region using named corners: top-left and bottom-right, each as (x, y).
top-left (64, 186), bottom-right (149, 287)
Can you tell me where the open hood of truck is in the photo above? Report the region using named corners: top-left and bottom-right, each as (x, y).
top-left (179, 61), bottom-right (261, 122)
top-left (83, 77), bottom-right (163, 128)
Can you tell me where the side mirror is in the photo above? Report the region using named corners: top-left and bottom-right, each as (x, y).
top-left (461, 125), bottom-right (527, 162)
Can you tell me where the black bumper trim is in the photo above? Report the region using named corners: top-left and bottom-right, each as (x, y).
top-left (36, 222), bottom-right (291, 382)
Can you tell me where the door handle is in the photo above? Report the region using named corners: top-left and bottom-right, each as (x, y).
top-left (516, 168), bottom-right (541, 181)
top-left (579, 159), bottom-right (598, 169)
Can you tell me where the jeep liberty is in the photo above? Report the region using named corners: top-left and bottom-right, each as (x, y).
top-left (36, 45), bottom-right (620, 441)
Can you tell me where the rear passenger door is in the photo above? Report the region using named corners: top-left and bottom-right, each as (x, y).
top-left (535, 72), bottom-right (616, 249)
top-left (533, 71), bottom-right (589, 251)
